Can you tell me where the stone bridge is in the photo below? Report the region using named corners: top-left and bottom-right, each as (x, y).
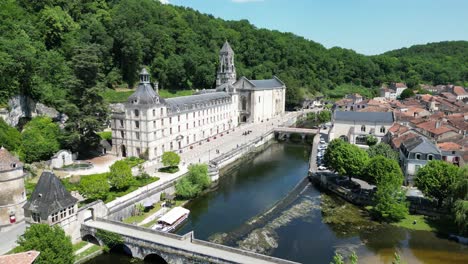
top-left (274, 127), bottom-right (317, 140)
top-left (81, 218), bottom-right (299, 264)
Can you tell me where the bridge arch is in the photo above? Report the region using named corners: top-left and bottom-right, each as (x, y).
top-left (82, 234), bottom-right (101, 246)
top-left (144, 253), bottom-right (168, 264)
top-left (110, 244), bottom-right (133, 257)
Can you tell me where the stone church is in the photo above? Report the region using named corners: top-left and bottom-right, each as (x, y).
top-left (111, 41), bottom-right (286, 160)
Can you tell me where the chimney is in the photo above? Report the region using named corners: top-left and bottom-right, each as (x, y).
top-left (154, 81), bottom-right (159, 94)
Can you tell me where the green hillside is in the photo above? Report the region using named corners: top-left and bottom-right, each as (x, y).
top-left (0, 0), bottom-right (467, 152)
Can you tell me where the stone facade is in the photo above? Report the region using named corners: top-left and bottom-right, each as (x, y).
top-left (111, 42), bottom-right (286, 160)
top-left (50, 150), bottom-right (74, 169)
top-left (329, 111), bottom-right (395, 146)
top-left (0, 147), bottom-right (26, 232)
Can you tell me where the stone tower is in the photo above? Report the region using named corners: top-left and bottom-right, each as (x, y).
top-left (0, 147), bottom-right (26, 232)
top-left (216, 41), bottom-right (237, 86)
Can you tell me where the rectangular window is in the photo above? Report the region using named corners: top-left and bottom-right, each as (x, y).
top-left (186, 123), bottom-right (189, 130)
top-left (161, 108), bottom-right (163, 115)
top-left (169, 117), bottom-right (172, 124)
top-left (51, 212), bottom-right (59, 223)
top-left (32, 212), bottom-right (40, 223)
top-left (161, 119), bottom-right (164, 126)
top-left (153, 109), bottom-right (156, 117)
top-left (153, 121), bottom-right (156, 128)
top-left (178, 115), bottom-right (180, 122)
top-left (153, 131), bottom-right (156, 139)
top-left (119, 120), bottom-right (124, 127)
top-left (120, 131), bottom-right (124, 138)
top-left (135, 121), bottom-right (139, 129)
top-left (170, 128), bottom-right (172, 134)
top-left (170, 142), bottom-right (173, 150)
top-left (154, 147), bottom-right (157, 156)
top-left (178, 125), bottom-right (180, 132)
top-left (136, 132), bottom-right (140, 140)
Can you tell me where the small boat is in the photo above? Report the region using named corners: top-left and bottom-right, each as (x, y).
top-left (153, 207), bottom-right (190, 232)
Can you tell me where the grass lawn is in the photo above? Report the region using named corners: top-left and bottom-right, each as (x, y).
top-left (142, 220), bottom-right (157, 228)
top-left (123, 201), bottom-right (163, 224)
top-left (73, 241), bottom-right (88, 252)
top-left (393, 215), bottom-right (434, 232)
top-left (102, 88), bottom-right (193, 103)
top-left (75, 244), bottom-right (101, 260)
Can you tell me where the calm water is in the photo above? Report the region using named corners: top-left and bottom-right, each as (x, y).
top-left (87, 142), bottom-right (467, 264)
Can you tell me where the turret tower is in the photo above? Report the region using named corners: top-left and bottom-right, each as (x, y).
top-left (216, 41), bottom-right (237, 86)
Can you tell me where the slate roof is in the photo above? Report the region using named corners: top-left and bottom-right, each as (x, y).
top-left (249, 78), bottom-right (284, 88)
top-left (0, 147), bottom-right (22, 171)
top-left (127, 82), bottom-right (165, 105)
top-left (334, 111), bottom-right (394, 123)
top-left (23, 171), bottom-right (77, 219)
top-left (401, 136), bottom-right (440, 154)
top-left (165, 92), bottom-right (231, 114)
top-left (220, 41), bottom-right (234, 53)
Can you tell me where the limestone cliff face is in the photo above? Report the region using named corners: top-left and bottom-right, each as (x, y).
top-left (0, 95), bottom-right (67, 127)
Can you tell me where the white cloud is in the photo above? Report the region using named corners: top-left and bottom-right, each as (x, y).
top-left (158, 0), bottom-right (170, 4)
top-left (232, 0), bottom-right (264, 3)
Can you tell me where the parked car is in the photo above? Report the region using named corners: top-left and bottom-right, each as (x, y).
top-left (318, 145), bottom-right (327, 150)
top-left (319, 140), bottom-right (326, 144)
top-left (318, 165), bottom-right (327, 170)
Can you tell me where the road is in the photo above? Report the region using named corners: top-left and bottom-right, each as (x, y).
top-left (0, 222), bottom-right (25, 255)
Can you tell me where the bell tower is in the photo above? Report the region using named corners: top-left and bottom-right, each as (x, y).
top-left (216, 41), bottom-right (237, 86)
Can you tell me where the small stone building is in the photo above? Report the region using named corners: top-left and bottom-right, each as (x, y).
top-left (50, 150), bottom-right (73, 169)
top-left (23, 171), bottom-right (78, 236)
top-left (329, 111), bottom-right (395, 146)
top-left (0, 147), bottom-right (26, 232)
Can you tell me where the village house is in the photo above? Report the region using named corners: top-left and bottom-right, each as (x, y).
top-left (329, 111), bottom-right (395, 146)
top-left (437, 142), bottom-right (464, 167)
top-left (399, 136), bottom-right (442, 184)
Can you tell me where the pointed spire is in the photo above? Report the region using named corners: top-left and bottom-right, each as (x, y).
top-left (220, 40), bottom-right (234, 54)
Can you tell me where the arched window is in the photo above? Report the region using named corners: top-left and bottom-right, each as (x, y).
top-left (415, 153), bottom-right (421, 160)
top-left (134, 109), bottom-right (139, 117)
top-left (428, 154), bottom-right (433, 161)
top-left (380, 126), bottom-right (386, 133)
top-left (361, 125), bottom-right (366, 132)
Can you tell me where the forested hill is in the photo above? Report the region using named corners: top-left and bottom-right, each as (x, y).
top-left (1, 0), bottom-right (468, 112)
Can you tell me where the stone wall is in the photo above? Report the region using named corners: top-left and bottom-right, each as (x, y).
top-left (0, 167), bottom-right (26, 232)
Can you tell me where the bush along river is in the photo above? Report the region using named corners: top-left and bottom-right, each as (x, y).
top-left (86, 142), bottom-right (467, 263)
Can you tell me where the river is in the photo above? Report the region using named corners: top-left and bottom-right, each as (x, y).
top-left (86, 142), bottom-right (467, 264)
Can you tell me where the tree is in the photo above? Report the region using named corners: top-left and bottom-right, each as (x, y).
top-left (364, 156), bottom-right (403, 185)
top-left (187, 164), bottom-right (211, 189)
top-left (318, 110), bottom-right (331, 123)
top-left (367, 143), bottom-right (399, 161)
top-left (365, 135), bottom-right (378, 146)
top-left (0, 118), bottom-right (21, 152)
top-left (398, 89), bottom-right (414, 100)
top-left (20, 117), bottom-right (61, 163)
top-left (108, 160), bottom-right (134, 190)
top-left (79, 173), bottom-right (109, 201)
top-left (325, 139), bottom-right (369, 180)
top-left (175, 163), bottom-right (211, 199)
top-left (162, 151), bottom-right (181, 168)
top-left (372, 181), bottom-right (408, 222)
top-left (451, 166), bottom-right (468, 234)
top-left (415, 160), bottom-right (461, 206)
top-left (15, 224), bottom-right (74, 264)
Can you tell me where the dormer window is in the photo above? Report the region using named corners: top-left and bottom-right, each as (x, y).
top-left (415, 153), bottom-right (421, 160)
top-left (428, 155), bottom-right (434, 161)
top-left (380, 126), bottom-right (386, 133)
top-left (11, 163), bottom-right (16, 168)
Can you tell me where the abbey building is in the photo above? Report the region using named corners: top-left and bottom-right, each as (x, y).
top-left (111, 41), bottom-right (286, 160)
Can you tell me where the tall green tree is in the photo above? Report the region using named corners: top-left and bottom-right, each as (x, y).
top-left (367, 143), bottom-right (399, 161)
top-left (21, 117), bottom-right (61, 163)
top-left (15, 224), bottom-right (74, 264)
top-left (0, 118), bottom-right (21, 152)
top-left (415, 160), bottom-right (461, 206)
top-left (109, 160), bottom-right (135, 190)
top-left (364, 156), bottom-right (403, 185)
top-left (162, 151), bottom-right (181, 168)
top-left (325, 139), bottom-right (369, 180)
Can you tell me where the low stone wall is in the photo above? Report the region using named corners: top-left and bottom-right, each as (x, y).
top-left (106, 181), bottom-right (176, 221)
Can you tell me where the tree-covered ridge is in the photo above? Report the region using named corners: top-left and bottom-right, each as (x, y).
top-left (1, 0), bottom-right (467, 116)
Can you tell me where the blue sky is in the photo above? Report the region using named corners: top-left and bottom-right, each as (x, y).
top-left (168, 0), bottom-right (468, 55)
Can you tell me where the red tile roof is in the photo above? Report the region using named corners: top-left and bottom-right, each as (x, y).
top-left (453, 86), bottom-right (467, 96)
top-left (0, 251), bottom-right (40, 264)
top-left (392, 132), bottom-right (419, 149)
top-left (437, 142), bottom-right (462, 151)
